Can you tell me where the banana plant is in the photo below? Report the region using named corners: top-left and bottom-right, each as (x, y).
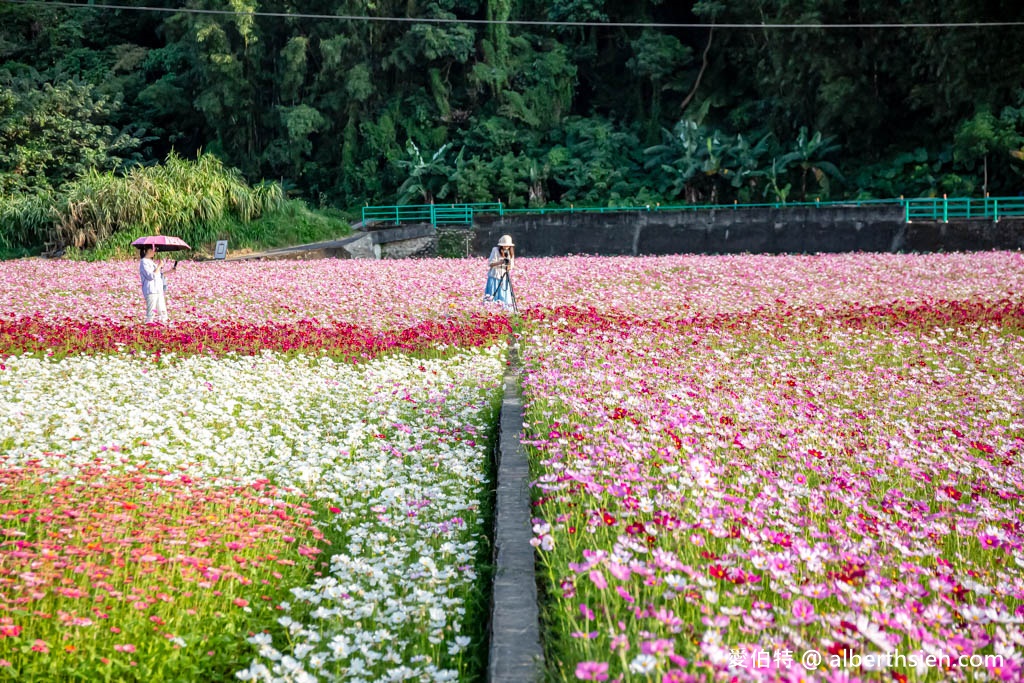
top-left (644, 120), bottom-right (710, 202)
top-left (395, 140), bottom-right (456, 204)
top-left (775, 127), bottom-right (843, 201)
top-left (761, 158), bottom-right (792, 204)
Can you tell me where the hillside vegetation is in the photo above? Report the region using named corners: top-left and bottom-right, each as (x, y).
top-left (0, 153), bottom-right (349, 259)
top-left (1, 0), bottom-right (1023, 254)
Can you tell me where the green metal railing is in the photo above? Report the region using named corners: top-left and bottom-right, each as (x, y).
top-left (903, 196), bottom-right (1024, 223)
top-left (501, 197), bottom-right (903, 216)
top-left (362, 197), bottom-right (1024, 227)
top-left (361, 202), bottom-right (502, 227)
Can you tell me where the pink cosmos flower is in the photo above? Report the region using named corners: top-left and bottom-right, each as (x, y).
top-left (641, 639), bottom-right (675, 656)
top-left (571, 631), bottom-right (599, 640)
top-left (790, 598), bottom-right (816, 625)
top-left (589, 570), bottom-right (607, 590)
top-left (610, 634), bottom-right (630, 651)
top-left (608, 562), bottom-right (631, 581)
top-left (575, 660), bottom-right (609, 681)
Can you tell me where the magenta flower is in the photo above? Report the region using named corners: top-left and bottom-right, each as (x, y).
top-left (588, 570), bottom-right (607, 590)
top-left (978, 534), bottom-right (1001, 549)
top-left (989, 657), bottom-right (1022, 681)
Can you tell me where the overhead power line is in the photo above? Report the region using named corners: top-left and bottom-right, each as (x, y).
top-left (4, 0), bottom-right (1024, 29)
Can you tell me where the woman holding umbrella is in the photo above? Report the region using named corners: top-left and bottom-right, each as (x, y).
top-left (133, 235), bottom-right (190, 324)
top-left (138, 244), bottom-right (169, 323)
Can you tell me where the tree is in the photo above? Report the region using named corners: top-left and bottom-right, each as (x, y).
top-left (0, 69), bottom-right (140, 193)
top-left (4, 0), bottom-right (1024, 209)
top-left (626, 30), bottom-right (692, 140)
top-left (955, 105), bottom-right (1024, 196)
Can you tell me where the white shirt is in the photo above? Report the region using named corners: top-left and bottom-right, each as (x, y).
top-left (488, 247), bottom-right (513, 279)
top-left (139, 258), bottom-right (164, 296)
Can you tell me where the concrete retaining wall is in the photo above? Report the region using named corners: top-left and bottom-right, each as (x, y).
top-left (472, 206), bottom-right (1024, 256)
top-left (904, 219), bottom-right (1024, 252)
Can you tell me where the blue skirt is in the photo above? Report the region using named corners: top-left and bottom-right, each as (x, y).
top-left (485, 274), bottom-right (512, 306)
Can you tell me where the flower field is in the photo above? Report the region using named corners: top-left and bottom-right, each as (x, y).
top-left (0, 347), bottom-right (506, 681)
top-left (519, 253), bottom-right (1024, 682)
top-left (1, 252), bottom-right (1023, 682)
top-left (0, 259), bottom-right (511, 681)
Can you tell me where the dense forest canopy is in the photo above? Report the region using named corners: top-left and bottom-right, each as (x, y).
top-left (2, 0), bottom-right (1024, 210)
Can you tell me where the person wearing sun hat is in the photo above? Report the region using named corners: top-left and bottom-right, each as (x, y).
top-left (484, 234), bottom-right (515, 308)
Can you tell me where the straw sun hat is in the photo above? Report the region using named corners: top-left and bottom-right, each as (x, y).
top-left (497, 235), bottom-right (514, 247)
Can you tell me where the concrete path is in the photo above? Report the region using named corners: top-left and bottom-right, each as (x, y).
top-left (223, 233), bottom-right (375, 261)
top-left (489, 337), bottom-right (544, 682)
top-left (221, 224), bottom-right (436, 261)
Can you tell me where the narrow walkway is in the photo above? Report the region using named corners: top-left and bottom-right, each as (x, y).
top-left (489, 338), bottom-right (544, 682)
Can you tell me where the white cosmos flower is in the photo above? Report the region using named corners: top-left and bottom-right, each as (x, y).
top-left (234, 662), bottom-right (271, 681)
top-left (629, 654), bottom-right (658, 674)
top-left (1, 346), bottom-right (505, 682)
top-left (293, 643), bottom-right (315, 660)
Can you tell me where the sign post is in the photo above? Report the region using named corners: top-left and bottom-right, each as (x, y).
top-left (214, 240), bottom-right (228, 260)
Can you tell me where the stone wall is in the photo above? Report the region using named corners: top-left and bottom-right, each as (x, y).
top-left (471, 206), bottom-right (1024, 256)
top-left (380, 236), bottom-right (435, 259)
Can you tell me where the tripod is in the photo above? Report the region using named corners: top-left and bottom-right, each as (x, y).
top-left (495, 266), bottom-right (519, 314)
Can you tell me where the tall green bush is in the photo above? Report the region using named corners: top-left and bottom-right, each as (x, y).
top-left (0, 192), bottom-right (56, 250)
top-left (52, 152), bottom-right (284, 251)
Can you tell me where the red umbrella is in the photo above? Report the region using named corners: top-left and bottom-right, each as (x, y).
top-left (131, 235), bottom-right (191, 252)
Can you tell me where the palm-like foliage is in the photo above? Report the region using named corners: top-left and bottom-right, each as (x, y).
top-left (774, 127), bottom-right (844, 201)
top-left (644, 121), bottom-right (775, 203)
